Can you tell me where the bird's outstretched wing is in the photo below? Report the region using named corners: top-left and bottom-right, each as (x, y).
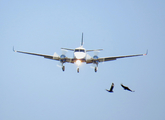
top-left (121, 84), bottom-right (135, 92)
top-left (109, 83), bottom-right (114, 92)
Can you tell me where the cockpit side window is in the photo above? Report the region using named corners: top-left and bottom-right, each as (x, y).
top-left (75, 49), bottom-right (79, 52)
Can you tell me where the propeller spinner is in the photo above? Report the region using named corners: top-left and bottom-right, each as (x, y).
top-left (57, 49), bottom-right (68, 71)
top-left (92, 51), bottom-right (100, 72)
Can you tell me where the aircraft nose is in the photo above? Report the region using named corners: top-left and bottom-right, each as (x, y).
top-left (74, 52), bottom-right (86, 59)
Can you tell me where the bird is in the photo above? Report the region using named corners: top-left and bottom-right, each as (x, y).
top-left (106, 83), bottom-right (114, 92)
top-left (121, 84), bottom-right (135, 92)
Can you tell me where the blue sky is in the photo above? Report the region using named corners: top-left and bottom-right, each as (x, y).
top-left (1, 0), bottom-right (165, 120)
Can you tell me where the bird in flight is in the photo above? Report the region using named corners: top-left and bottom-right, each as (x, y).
top-left (121, 84), bottom-right (135, 92)
top-left (106, 83), bottom-right (114, 92)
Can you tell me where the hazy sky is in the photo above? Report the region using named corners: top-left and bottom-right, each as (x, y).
top-left (1, 0), bottom-right (165, 120)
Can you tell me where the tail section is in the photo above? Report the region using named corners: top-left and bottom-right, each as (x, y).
top-left (81, 33), bottom-right (83, 47)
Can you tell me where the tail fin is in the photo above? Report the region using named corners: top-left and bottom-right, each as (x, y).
top-left (81, 33), bottom-right (83, 46)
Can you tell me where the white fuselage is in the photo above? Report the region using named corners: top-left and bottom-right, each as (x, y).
top-left (73, 47), bottom-right (86, 60)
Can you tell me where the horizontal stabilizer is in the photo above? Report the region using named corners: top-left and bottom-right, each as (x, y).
top-left (81, 33), bottom-right (83, 46)
top-left (61, 48), bottom-right (74, 51)
top-left (86, 49), bottom-right (103, 52)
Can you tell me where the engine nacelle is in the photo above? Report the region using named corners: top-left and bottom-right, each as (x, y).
top-left (93, 55), bottom-right (99, 64)
top-left (60, 54), bottom-right (66, 63)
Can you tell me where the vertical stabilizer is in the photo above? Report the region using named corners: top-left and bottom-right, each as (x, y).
top-left (81, 33), bottom-right (83, 46)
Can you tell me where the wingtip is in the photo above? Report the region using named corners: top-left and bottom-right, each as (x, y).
top-left (143, 50), bottom-right (148, 56)
top-left (13, 46), bottom-right (17, 52)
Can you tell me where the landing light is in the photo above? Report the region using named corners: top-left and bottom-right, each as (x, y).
top-left (75, 60), bottom-right (81, 66)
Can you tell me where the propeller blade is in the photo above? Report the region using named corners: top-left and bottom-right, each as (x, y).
top-left (61, 49), bottom-right (68, 55)
top-left (57, 62), bottom-right (63, 68)
top-left (53, 52), bottom-right (59, 57)
top-left (86, 54), bottom-right (92, 60)
top-left (94, 51), bottom-right (100, 56)
top-left (90, 63), bottom-right (97, 69)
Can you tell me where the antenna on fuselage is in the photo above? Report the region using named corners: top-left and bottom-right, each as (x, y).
top-left (81, 32), bottom-right (83, 47)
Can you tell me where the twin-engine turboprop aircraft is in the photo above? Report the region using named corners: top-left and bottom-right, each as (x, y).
top-left (13, 33), bottom-right (147, 73)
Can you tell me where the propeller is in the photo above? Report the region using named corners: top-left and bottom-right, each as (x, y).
top-left (93, 50), bottom-right (100, 64)
top-left (90, 50), bottom-right (101, 72)
top-left (60, 49), bottom-right (68, 62)
top-left (56, 49), bottom-right (68, 68)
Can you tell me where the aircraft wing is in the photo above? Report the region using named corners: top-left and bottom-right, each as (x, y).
top-left (13, 48), bottom-right (74, 63)
top-left (98, 53), bottom-right (147, 62)
top-left (86, 51), bottom-right (148, 63)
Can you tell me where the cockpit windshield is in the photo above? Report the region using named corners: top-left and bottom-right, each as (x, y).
top-left (80, 49), bottom-right (85, 52)
top-left (75, 49), bottom-right (79, 52)
top-left (75, 49), bottom-right (85, 52)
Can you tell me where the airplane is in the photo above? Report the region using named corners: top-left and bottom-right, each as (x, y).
top-left (13, 33), bottom-right (148, 73)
